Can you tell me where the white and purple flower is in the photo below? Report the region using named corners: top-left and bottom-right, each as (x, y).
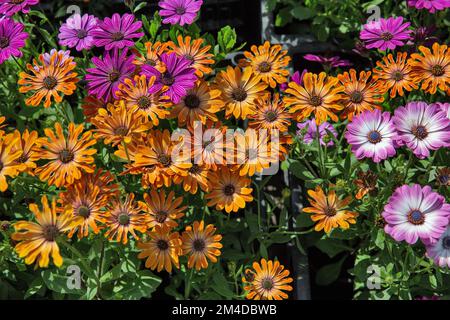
top-left (345, 109), bottom-right (397, 163)
top-left (426, 224), bottom-right (450, 268)
top-left (58, 13), bottom-right (98, 51)
top-left (393, 101), bottom-right (450, 159)
top-left (297, 118), bottom-right (337, 147)
top-left (382, 184), bottom-right (450, 245)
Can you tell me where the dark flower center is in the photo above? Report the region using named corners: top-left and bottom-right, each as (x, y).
top-left (184, 54), bottom-right (194, 61)
top-left (145, 59), bottom-right (156, 66)
top-left (0, 161), bottom-right (3, 172)
top-left (262, 277), bottom-right (274, 290)
top-left (412, 125), bottom-right (428, 140)
top-left (380, 32), bottom-right (393, 41)
top-left (59, 149), bottom-right (75, 163)
top-left (350, 91), bottom-right (364, 104)
top-left (108, 70), bottom-right (120, 83)
top-left (175, 6), bottom-right (186, 15)
top-left (17, 154), bottom-right (28, 163)
top-left (224, 184), bottom-right (235, 196)
top-left (431, 65), bottom-right (444, 77)
top-left (258, 61), bottom-right (272, 73)
top-left (155, 210), bottom-right (168, 224)
top-left (77, 205), bottom-right (91, 218)
top-left (407, 210), bottom-right (425, 225)
top-left (111, 32), bottom-right (125, 41)
top-left (157, 239), bottom-right (169, 251)
top-left (189, 164), bottom-right (202, 175)
top-left (264, 111), bottom-right (278, 122)
top-left (184, 94), bottom-right (201, 109)
top-left (368, 130), bottom-right (382, 144)
top-left (114, 126), bottom-right (129, 136)
top-left (76, 29), bottom-right (88, 39)
top-left (324, 206), bottom-right (337, 217)
top-left (11, 0), bottom-right (25, 3)
top-left (137, 96), bottom-right (151, 109)
top-left (392, 71), bottom-right (404, 81)
top-left (438, 173), bottom-right (449, 185)
top-left (442, 236), bottom-right (450, 249)
top-left (43, 76), bottom-right (58, 90)
top-left (42, 225), bottom-right (59, 242)
top-left (192, 239), bottom-right (206, 252)
top-left (158, 154), bottom-right (171, 167)
top-left (244, 271), bottom-right (255, 282)
top-left (118, 213), bottom-right (130, 225)
top-left (231, 87), bottom-right (248, 102)
top-left (0, 36), bottom-right (9, 48)
top-left (161, 72), bottom-right (175, 86)
top-left (309, 94), bottom-right (322, 107)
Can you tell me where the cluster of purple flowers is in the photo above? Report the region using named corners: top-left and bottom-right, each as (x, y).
top-left (345, 102), bottom-right (450, 163)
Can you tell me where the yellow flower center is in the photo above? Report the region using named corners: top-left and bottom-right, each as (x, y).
top-left (231, 87), bottom-right (248, 102)
top-left (43, 76), bottom-right (58, 90)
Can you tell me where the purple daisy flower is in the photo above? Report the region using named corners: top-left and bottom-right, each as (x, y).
top-left (382, 184), bottom-right (450, 245)
top-left (280, 70), bottom-right (307, 91)
top-left (303, 54), bottom-right (352, 69)
top-left (426, 224), bottom-right (450, 268)
top-left (297, 118), bottom-right (337, 147)
top-left (92, 13), bottom-right (144, 51)
top-left (58, 13), bottom-right (98, 52)
top-left (86, 49), bottom-right (135, 102)
top-left (407, 0), bottom-right (450, 13)
top-left (345, 109), bottom-right (397, 163)
top-left (159, 0), bottom-right (203, 26)
top-left (0, 0), bottom-right (39, 16)
top-left (0, 18), bottom-right (28, 65)
top-left (360, 17), bottom-right (412, 51)
top-left (142, 52), bottom-right (196, 104)
top-left (393, 102), bottom-right (450, 159)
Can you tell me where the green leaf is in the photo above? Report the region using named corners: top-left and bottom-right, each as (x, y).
top-left (275, 7), bottom-right (293, 27)
top-left (290, 6), bottom-right (314, 21)
top-left (217, 26), bottom-right (237, 54)
top-left (24, 277), bottom-right (44, 299)
top-left (266, 0), bottom-right (277, 11)
top-left (113, 270), bottom-right (161, 300)
top-left (259, 242), bottom-right (268, 258)
top-left (211, 272), bottom-right (234, 299)
top-left (315, 239), bottom-right (352, 258)
top-left (290, 161), bottom-right (315, 180)
top-left (41, 269), bottom-right (83, 295)
top-left (315, 256), bottom-right (346, 286)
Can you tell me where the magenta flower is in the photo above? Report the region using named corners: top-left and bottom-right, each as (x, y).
top-left (303, 54), bottom-right (352, 69)
top-left (426, 224), bottom-right (450, 268)
top-left (345, 109), bottom-right (397, 163)
top-left (280, 70), bottom-right (307, 91)
top-left (0, 18), bottom-right (28, 65)
top-left (159, 0), bottom-right (203, 26)
top-left (431, 102), bottom-right (450, 120)
top-left (58, 13), bottom-right (98, 51)
top-left (393, 102), bottom-right (450, 159)
top-left (86, 49), bottom-right (135, 102)
top-left (92, 13), bottom-right (144, 50)
top-left (360, 17), bottom-right (412, 51)
top-left (0, 0), bottom-right (39, 16)
top-left (407, 0), bottom-right (450, 13)
top-left (382, 184), bottom-right (450, 245)
top-left (297, 119), bottom-right (337, 147)
top-left (142, 52), bottom-right (196, 103)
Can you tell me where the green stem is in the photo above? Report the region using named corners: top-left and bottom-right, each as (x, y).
top-left (12, 56), bottom-right (27, 73)
top-left (184, 268), bottom-right (194, 299)
top-left (96, 238), bottom-right (106, 298)
top-left (122, 141), bottom-right (131, 163)
top-left (403, 152), bottom-right (414, 183)
top-left (58, 237), bottom-right (98, 282)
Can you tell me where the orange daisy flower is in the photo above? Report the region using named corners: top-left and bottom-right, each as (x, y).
top-left (373, 52), bottom-right (418, 98)
top-left (248, 93), bottom-right (291, 132)
top-left (284, 72), bottom-right (344, 124)
top-left (337, 69), bottom-right (384, 121)
top-left (408, 43), bottom-right (450, 94)
top-left (170, 80), bottom-right (224, 131)
top-left (214, 66), bottom-right (268, 120)
top-left (139, 189), bottom-right (186, 229)
top-left (0, 132), bottom-right (22, 192)
top-left (101, 193), bottom-right (148, 244)
top-left (167, 35), bottom-right (215, 77)
top-left (354, 170), bottom-right (378, 200)
top-left (303, 185), bottom-right (358, 233)
top-left (243, 41), bottom-right (291, 88)
top-left (91, 102), bottom-right (151, 147)
top-left (11, 129), bottom-right (41, 174)
top-left (35, 122), bottom-right (97, 188)
top-left (81, 95), bottom-right (106, 122)
top-left (205, 167), bottom-right (253, 213)
top-left (18, 51), bottom-right (79, 108)
top-left (173, 163), bottom-right (210, 194)
top-left (181, 220), bottom-right (223, 270)
top-left (11, 196), bottom-right (81, 268)
top-left (116, 74), bottom-right (171, 126)
top-left (242, 259), bottom-right (293, 300)
top-left (137, 224), bottom-right (183, 273)
top-left (133, 41), bottom-right (168, 72)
